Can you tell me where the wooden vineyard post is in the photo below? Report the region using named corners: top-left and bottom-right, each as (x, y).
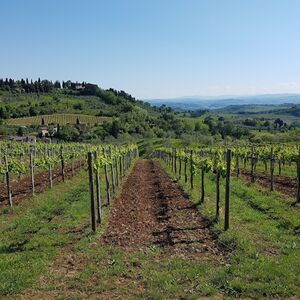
top-left (184, 154), bottom-right (188, 183)
top-left (236, 154), bottom-right (240, 178)
top-left (171, 149), bottom-right (174, 172)
top-left (109, 147), bottom-right (116, 194)
top-left (224, 149), bottom-right (231, 231)
top-left (48, 149), bottom-right (53, 188)
top-left (4, 155), bottom-right (12, 207)
top-left (127, 151), bottom-right (130, 170)
top-left (124, 152), bottom-right (128, 173)
top-left (103, 149), bottom-right (111, 206)
top-left (30, 150), bottom-right (35, 196)
top-left (297, 148), bottom-right (300, 203)
top-left (278, 159), bottom-right (282, 176)
top-left (200, 168), bottom-right (205, 203)
top-left (115, 148), bottom-right (119, 187)
top-left (174, 149), bottom-right (177, 175)
top-left (94, 151), bottom-right (102, 224)
top-left (179, 156), bottom-right (182, 179)
top-left (44, 144), bottom-right (47, 160)
top-left (190, 150), bottom-right (194, 189)
top-left (123, 154), bottom-right (127, 176)
top-left (251, 147), bottom-right (255, 183)
top-left (127, 151), bottom-right (131, 171)
top-left (119, 155), bottom-right (122, 178)
top-left (215, 171), bottom-right (220, 222)
top-left (199, 151), bottom-right (205, 202)
top-left (109, 148), bottom-right (118, 192)
top-left (122, 153), bottom-right (126, 176)
top-left (270, 148), bottom-right (274, 192)
top-left (60, 146), bottom-right (65, 182)
top-left (126, 152), bottom-right (128, 171)
top-left (87, 152), bottom-right (96, 232)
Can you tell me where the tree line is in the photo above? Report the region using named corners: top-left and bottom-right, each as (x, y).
top-left (0, 78), bottom-right (89, 93)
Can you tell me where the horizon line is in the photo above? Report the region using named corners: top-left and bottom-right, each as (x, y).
top-left (143, 92), bottom-right (300, 101)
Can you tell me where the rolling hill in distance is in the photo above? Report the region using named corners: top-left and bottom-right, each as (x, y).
top-left (147, 93), bottom-right (300, 110)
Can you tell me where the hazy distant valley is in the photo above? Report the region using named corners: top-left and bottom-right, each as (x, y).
top-left (147, 93), bottom-right (300, 111)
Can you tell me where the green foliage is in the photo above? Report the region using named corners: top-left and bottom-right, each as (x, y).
top-left (55, 124), bottom-right (80, 141)
top-left (0, 173), bottom-right (90, 295)
top-left (0, 83), bottom-right (188, 141)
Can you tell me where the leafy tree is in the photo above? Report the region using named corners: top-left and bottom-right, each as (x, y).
top-left (0, 107), bottom-right (9, 119)
top-left (17, 127), bottom-right (24, 136)
top-left (29, 106), bottom-right (37, 116)
top-left (55, 125), bottom-right (80, 141)
top-left (54, 81), bottom-right (61, 89)
top-left (110, 120), bottom-right (120, 138)
top-left (274, 118), bottom-right (284, 128)
top-left (73, 103), bottom-right (83, 110)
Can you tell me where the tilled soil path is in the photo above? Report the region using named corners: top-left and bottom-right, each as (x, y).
top-left (240, 169), bottom-right (298, 199)
top-left (102, 159), bottom-right (224, 260)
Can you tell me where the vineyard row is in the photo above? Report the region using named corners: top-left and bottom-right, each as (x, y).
top-left (154, 145), bottom-right (300, 230)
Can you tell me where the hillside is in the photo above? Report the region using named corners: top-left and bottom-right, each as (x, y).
top-left (0, 79), bottom-right (184, 142)
top-left (6, 114), bottom-right (112, 126)
top-left (1, 79), bottom-right (299, 145)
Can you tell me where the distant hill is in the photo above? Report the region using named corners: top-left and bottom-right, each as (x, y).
top-left (147, 94), bottom-right (300, 111)
top-left (0, 78), bottom-right (186, 141)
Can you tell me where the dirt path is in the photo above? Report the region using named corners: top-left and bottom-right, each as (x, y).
top-left (240, 169), bottom-right (298, 199)
top-left (0, 161), bottom-right (83, 208)
top-left (20, 159), bottom-right (225, 299)
top-left (102, 159), bottom-right (224, 260)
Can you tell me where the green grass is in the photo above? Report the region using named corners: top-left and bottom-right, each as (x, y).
top-left (32, 237), bottom-right (221, 299)
top-left (2, 157), bottom-right (299, 298)
top-left (0, 171), bottom-right (92, 295)
top-left (159, 160), bottom-right (300, 299)
top-left (245, 159), bottom-right (298, 178)
top-left (6, 113), bottom-right (112, 126)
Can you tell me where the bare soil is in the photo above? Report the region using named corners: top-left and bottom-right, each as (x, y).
top-left (0, 161), bottom-right (84, 208)
top-left (239, 169), bottom-right (298, 199)
top-left (102, 159), bottom-right (225, 260)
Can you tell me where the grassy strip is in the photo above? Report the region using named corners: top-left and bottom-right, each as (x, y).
top-left (0, 171), bottom-right (92, 295)
top-left (160, 160), bottom-right (300, 299)
top-left (38, 244), bottom-right (219, 299)
top-left (231, 179), bottom-right (300, 233)
top-left (248, 160), bottom-right (297, 178)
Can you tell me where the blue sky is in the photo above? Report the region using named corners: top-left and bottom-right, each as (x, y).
top-left (1, 0), bottom-right (300, 99)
